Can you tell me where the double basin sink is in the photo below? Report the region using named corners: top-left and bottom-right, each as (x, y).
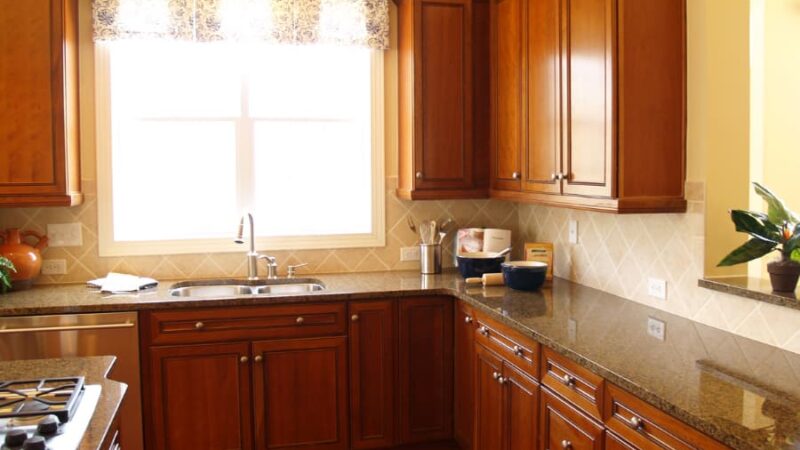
top-left (170, 278), bottom-right (325, 298)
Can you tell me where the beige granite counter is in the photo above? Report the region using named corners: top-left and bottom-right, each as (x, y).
top-left (1, 271), bottom-right (798, 449)
top-left (0, 356), bottom-right (126, 450)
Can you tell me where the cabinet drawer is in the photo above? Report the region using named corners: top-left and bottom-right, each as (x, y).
top-left (541, 347), bottom-right (604, 420)
top-left (474, 313), bottom-right (539, 380)
top-left (143, 303), bottom-right (346, 345)
top-left (604, 383), bottom-right (729, 450)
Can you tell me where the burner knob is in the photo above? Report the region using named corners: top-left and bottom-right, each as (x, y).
top-left (37, 415), bottom-right (60, 436)
top-left (4, 428), bottom-right (28, 447)
top-left (22, 436), bottom-right (47, 450)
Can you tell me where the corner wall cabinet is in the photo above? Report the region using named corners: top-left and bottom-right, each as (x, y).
top-left (0, 0), bottom-right (82, 207)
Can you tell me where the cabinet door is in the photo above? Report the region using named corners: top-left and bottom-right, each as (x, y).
top-left (474, 344), bottom-right (504, 450)
top-left (561, 0), bottom-right (615, 198)
top-left (605, 432), bottom-right (637, 450)
top-left (398, 297), bottom-right (454, 443)
top-left (146, 342), bottom-right (253, 450)
top-left (505, 363), bottom-right (539, 450)
top-left (252, 337), bottom-right (348, 450)
top-left (414, 0), bottom-right (475, 191)
top-left (455, 303), bottom-right (477, 449)
top-left (490, 0), bottom-right (526, 191)
top-left (349, 301), bottom-right (396, 449)
top-left (0, 0), bottom-right (80, 206)
top-left (540, 389), bottom-right (603, 450)
top-left (525, 0), bottom-right (562, 194)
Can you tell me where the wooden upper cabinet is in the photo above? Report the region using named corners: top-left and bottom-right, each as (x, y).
top-left (0, 0), bottom-right (81, 207)
top-left (491, 0), bottom-right (686, 213)
top-left (397, 0), bottom-right (489, 200)
top-left (489, 0), bottom-right (526, 192)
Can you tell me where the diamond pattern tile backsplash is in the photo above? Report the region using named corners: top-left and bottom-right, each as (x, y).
top-left (4, 178), bottom-right (800, 355)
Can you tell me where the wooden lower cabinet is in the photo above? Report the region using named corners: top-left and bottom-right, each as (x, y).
top-left (505, 363), bottom-right (539, 450)
top-left (474, 344), bottom-right (504, 450)
top-left (454, 302), bottom-right (477, 449)
top-left (541, 388), bottom-right (604, 450)
top-left (606, 432), bottom-right (638, 450)
top-left (145, 342), bottom-right (254, 450)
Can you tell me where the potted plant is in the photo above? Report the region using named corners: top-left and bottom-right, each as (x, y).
top-left (0, 256), bottom-right (15, 293)
top-left (718, 183), bottom-right (800, 292)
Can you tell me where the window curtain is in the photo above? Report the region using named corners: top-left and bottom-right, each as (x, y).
top-left (93, 0), bottom-right (389, 50)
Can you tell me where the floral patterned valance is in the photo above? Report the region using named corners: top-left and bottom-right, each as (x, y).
top-left (93, 0), bottom-right (389, 50)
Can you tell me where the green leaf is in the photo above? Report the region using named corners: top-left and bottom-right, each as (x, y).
top-left (730, 210), bottom-right (780, 242)
top-left (753, 182), bottom-right (800, 224)
top-left (793, 249), bottom-right (800, 264)
top-left (785, 223), bottom-right (800, 255)
top-left (718, 237), bottom-right (777, 266)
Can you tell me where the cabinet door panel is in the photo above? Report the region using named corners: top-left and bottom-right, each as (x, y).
top-left (505, 363), bottom-right (539, 450)
top-left (415, 0), bottom-right (474, 190)
top-left (398, 297), bottom-right (454, 443)
top-left (349, 301), bottom-right (396, 449)
top-left (146, 342), bottom-right (253, 450)
top-left (541, 389), bottom-right (603, 450)
top-left (490, 0), bottom-right (525, 191)
top-left (253, 337), bottom-right (348, 450)
top-left (455, 302), bottom-right (477, 449)
top-left (561, 0), bottom-right (615, 198)
top-left (474, 344), bottom-right (504, 450)
top-left (525, 0), bottom-right (561, 194)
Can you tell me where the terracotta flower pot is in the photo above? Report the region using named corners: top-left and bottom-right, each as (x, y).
top-left (0, 228), bottom-right (49, 291)
top-left (767, 258), bottom-right (800, 293)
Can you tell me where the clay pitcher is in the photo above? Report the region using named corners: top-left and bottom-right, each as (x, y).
top-left (0, 228), bottom-right (49, 290)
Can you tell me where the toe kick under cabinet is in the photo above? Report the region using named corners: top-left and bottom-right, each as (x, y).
top-left (139, 297), bottom-right (454, 450)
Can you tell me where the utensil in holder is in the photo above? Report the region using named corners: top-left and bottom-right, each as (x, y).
top-left (420, 243), bottom-right (442, 274)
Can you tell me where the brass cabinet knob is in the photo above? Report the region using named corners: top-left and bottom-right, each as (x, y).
top-left (512, 172), bottom-right (521, 180)
top-left (351, 314), bottom-right (359, 322)
top-left (416, 172), bottom-right (423, 179)
top-left (195, 321), bottom-right (205, 330)
top-left (296, 316), bottom-right (305, 325)
top-left (240, 356), bottom-right (249, 364)
top-left (513, 345), bottom-right (524, 357)
top-left (464, 316), bottom-right (474, 324)
top-left (551, 173), bottom-right (559, 181)
top-left (561, 440), bottom-right (572, 449)
top-left (492, 371), bottom-right (501, 380)
top-left (254, 355), bottom-right (263, 363)
top-left (562, 373), bottom-right (576, 386)
top-left (479, 326), bottom-right (490, 336)
top-left (629, 416), bottom-right (644, 430)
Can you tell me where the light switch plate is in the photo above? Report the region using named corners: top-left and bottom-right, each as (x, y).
top-left (647, 277), bottom-right (667, 300)
top-left (568, 220), bottom-right (578, 244)
top-left (41, 259), bottom-right (67, 275)
top-left (647, 317), bottom-right (666, 341)
top-left (401, 246), bottom-right (420, 262)
top-left (47, 223), bottom-right (83, 247)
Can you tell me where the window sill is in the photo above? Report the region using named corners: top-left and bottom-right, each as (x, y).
top-left (698, 277), bottom-right (800, 311)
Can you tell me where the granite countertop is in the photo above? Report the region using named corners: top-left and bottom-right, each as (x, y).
top-left (0, 356), bottom-right (127, 450)
top-left (2, 271), bottom-right (800, 449)
top-left (700, 277), bottom-right (800, 311)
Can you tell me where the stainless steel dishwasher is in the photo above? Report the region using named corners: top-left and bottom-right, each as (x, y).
top-left (0, 312), bottom-right (143, 450)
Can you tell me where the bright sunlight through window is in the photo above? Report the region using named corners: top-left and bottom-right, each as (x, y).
top-left (96, 42), bottom-right (384, 256)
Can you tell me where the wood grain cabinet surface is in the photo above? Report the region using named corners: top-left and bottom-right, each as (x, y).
top-left (396, 0), bottom-right (490, 200)
top-left (490, 0), bottom-right (687, 213)
top-left (0, 0), bottom-right (81, 207)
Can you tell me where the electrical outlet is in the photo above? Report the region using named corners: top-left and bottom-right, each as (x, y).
top-left (647, 317), bottom-right (666, 341)
top-left (568, 220), bottom-right (578, 244)
top-left (41, 259), bottom-right (67, 275)
top-left (47, 223), bottom-right (83, 247)
top-left (401, 246), bottom-right (420, 262)
top-left (647, 277), bottom-right (667, 300)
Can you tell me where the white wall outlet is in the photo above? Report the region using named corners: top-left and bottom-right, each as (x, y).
top-left (401, 246), bottom-right (420, 262)
top-left (47, 223), bottom-right (83, 247)
top-left (41, 259), bottom-right (67, 275)
top-left (567, 319), bottom-right (578, 342)
top-left (647, 277), bottom-right (667, 300)
top-left (647, 317), bottom-right (666, 341)
top-left (568, 220), bottom-right (578, 244)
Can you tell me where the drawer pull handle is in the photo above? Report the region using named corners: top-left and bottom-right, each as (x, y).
top-left (254, 355), bottom-right (263, 363)
top-left (629, 416), bottom-right (644, 430)
top-left (561, 373), bottom-right (576, 386)
top-left (351, 314), bottom-right (359, 322)
top-left (561, 439), bottom-right (572, 449)
top-left (240, 356), bottom-right (249, 364)
top-left (513, 345), bottom-right (524, 357)
top-left (479, 326), bottom-right (490, 336)
top-left (296, 316), bottom-right (305, 325)
top-left (195, 321), bottom-right (205, 330)
top-left (465, 316), bottom-right (474, 324)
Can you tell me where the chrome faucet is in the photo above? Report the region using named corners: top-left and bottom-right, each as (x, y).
top-left (235, 213), bottom-right (278, 280)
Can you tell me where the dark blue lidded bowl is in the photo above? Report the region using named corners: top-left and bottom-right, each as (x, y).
top-left (456, 252), bottom-right (506, 278)
top-left (501, 261), bottom-right (548, 291)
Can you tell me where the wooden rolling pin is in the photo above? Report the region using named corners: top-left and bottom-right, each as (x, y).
top-left (465, 273), bottom-right (505, 287)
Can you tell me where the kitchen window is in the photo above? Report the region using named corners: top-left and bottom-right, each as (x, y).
top-left (95, 41), bottom-right (385, 256)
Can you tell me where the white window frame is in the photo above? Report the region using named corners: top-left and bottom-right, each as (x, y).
top-left (95, 43), bottom-right (385, 257)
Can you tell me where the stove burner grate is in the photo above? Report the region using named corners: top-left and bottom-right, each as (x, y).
top-left (0, 376), bottom-right (85, 423)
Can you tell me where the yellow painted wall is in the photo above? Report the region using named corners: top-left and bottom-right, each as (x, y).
top-left (693, 0), bottom-right (751, 277)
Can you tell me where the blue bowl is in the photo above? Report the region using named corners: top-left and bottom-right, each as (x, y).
top-left (502, 261), bottom-right (548, 291)
top-left (457, 253), bottom-right (506, 279)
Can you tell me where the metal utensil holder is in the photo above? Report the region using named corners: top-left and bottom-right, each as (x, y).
top-left (420, 243), bottom-right (442, 274)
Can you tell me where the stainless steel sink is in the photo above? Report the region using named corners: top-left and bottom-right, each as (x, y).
top-left (169, 278), bottom-right (325, 298)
